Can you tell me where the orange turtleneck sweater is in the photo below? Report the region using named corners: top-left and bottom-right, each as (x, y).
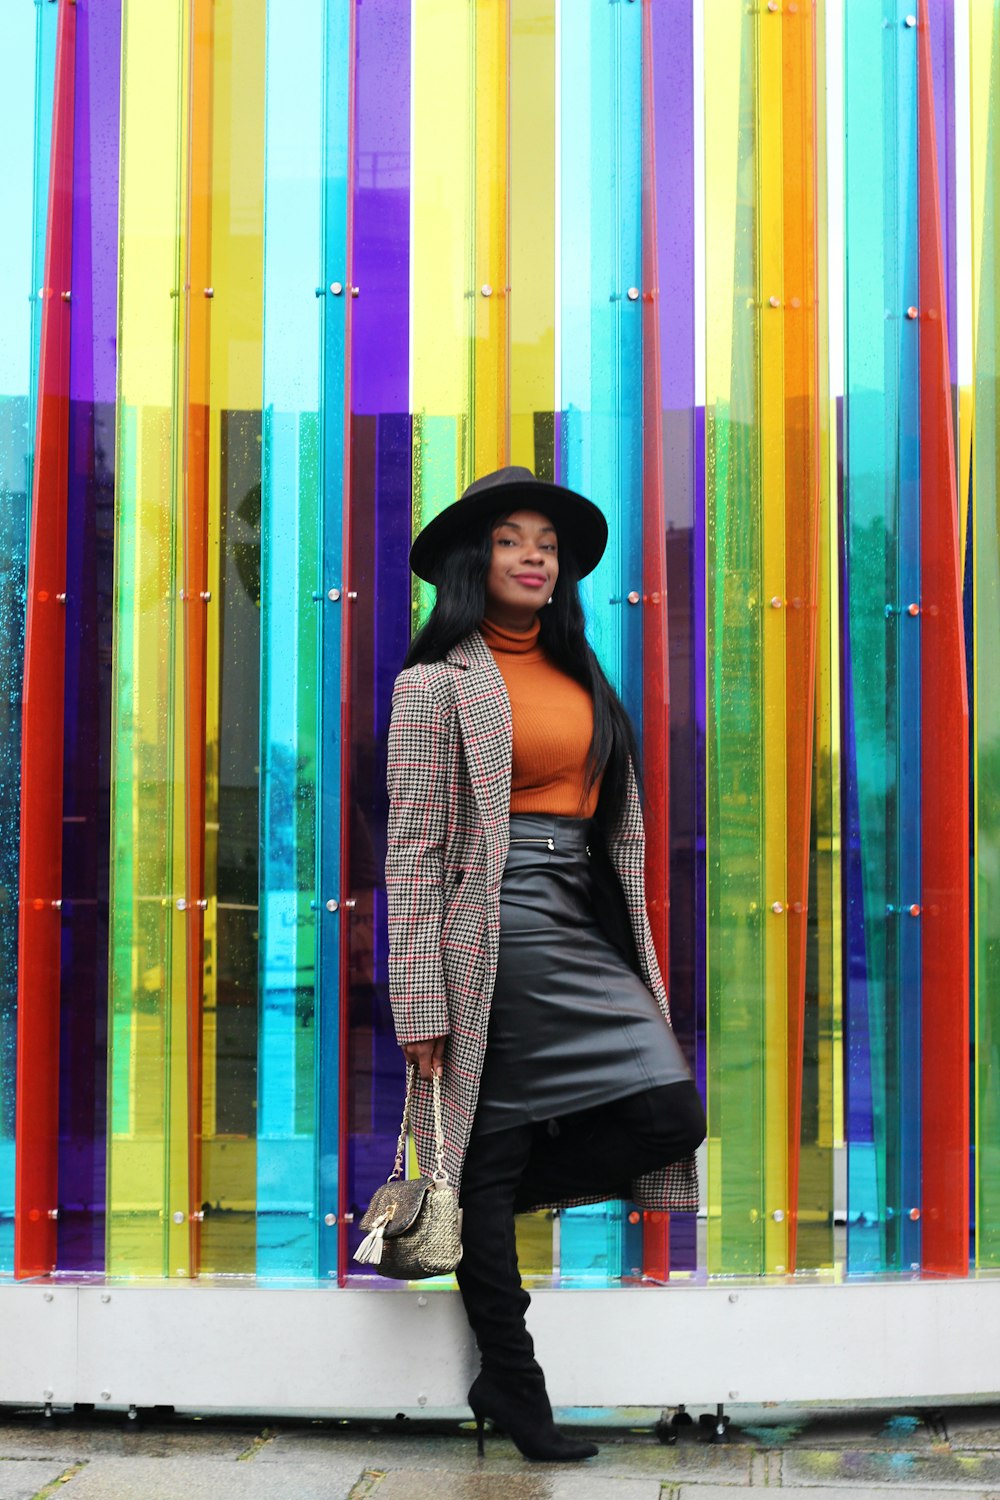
top-left (480, 616), bottom-right (601, 818)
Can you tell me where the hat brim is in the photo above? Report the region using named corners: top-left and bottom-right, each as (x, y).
top-left (409, 479), bottom-right (608, 585)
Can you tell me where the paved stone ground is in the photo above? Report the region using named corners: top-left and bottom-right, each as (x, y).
top-left (2, 1403), bottom-right (1000, 1499)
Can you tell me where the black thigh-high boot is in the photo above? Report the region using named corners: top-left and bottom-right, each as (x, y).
top-left (513, 1080), bottom-right (706, 1212)
top-left (457, 1120), bottom-right (598, 1462)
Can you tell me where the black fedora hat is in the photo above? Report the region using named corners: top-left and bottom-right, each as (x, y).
top-left (409, 466), bottom-right (608, 585)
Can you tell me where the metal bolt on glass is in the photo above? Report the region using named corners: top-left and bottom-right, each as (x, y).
top-left (176, 899), bottom-right (187, 911)
top-left (769, 295), bottom-right (781, 308)
top-left (326, 899), bottom-right (339, 913)
top-left (61, 290), bottom-right (71, 302)
top-left (481, 284), bottom-right (493, 297)
top-left (627, 287), bottom-right (640, 301)
top-left (770, 596), bottom-right (783, 609)
top-left (324, 1213), bottom-right (336, 1226)
top-left (172, 1211), bottom-right (184, 1224)
top-left (905, 13), bottom-right (917, 25)
top-left (627, 590), bottom-right (640, 604)
top-left (907, 305), bottom-right (919, 319)
top-left (772, 1209), bottom-right (785, 1222)
top-left (200, 590), bottom-right (211, 601)
top-left (771, 901), bottom-right (784, 915)
top-left (328, 587), bottom-right (341, 601)
top-left (330, 281), bottom-right (343, 295)
top-left (204, 287), bottom-right (214, 298)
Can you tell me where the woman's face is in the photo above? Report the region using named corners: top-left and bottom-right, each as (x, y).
top-left (484, 509), bottom-right (559, 628)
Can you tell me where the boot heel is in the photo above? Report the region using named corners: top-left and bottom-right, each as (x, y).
top-left (474, 1412), bottom-right (486, 1457)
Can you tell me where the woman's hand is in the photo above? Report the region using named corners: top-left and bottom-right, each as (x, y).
top-left (401, 1036), bottom-right (447, 1081)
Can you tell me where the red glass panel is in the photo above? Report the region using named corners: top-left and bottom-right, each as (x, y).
top-left (15, 0), bottom-right (77, 1279)
top-left (917, 0), bottom-right (970, 1277)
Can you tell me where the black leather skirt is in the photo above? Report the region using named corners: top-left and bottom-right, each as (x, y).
top-left (473, 812), bottom-right (692, 1134)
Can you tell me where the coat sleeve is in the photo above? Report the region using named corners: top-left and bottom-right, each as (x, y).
top-left (384, 669), bottom-right (452, 1044)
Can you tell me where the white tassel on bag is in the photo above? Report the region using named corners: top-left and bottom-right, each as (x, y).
top-left (354, 1212), bottom-right (390, 1265)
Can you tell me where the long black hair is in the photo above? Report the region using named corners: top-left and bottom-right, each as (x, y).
top-left (403, 510), bottom-right (641, 836)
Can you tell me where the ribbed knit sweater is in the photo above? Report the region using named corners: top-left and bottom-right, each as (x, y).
top-left (480, 615), bottom-right (601, 817)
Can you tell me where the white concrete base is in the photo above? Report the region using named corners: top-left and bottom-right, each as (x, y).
top-left (2, 1274), bottom-right (999, 1415)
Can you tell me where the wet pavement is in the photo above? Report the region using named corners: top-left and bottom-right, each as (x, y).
top-left (2, 1402), bottom-right (1000, 1499)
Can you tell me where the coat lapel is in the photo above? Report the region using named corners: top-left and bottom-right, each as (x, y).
top-left (445, 629), bottom-right (512, 847)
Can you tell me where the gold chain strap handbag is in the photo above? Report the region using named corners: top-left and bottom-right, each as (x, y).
top-left (353, 1065), bottom-right (463, 1279)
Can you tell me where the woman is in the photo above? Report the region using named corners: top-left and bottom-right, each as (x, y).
top-left (384, 465), bottom-right (706, 1463)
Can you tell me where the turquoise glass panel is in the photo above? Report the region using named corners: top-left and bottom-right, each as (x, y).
top-left (258, 0), bottom-right (326, 1278)
top-left (893, 1), bottom-right (922, 1273)
top-left (844, 0), bottom-right (922, 1273)
top-left (558, 1202), bottom-right (643, 1285)
top-left (0, 0), bottom-right (52, 1276)
top-left (558, 0), bottom-right (643, 1280)
top-left (28, 1), bottom-right (59, 512)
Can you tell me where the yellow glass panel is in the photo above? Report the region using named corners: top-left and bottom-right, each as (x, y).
top-left (510, 0), bottom-right (555, 474)
top-left (757, 2), bottom-right (789, 1276)
top-left (198, 0), bottom-right (265, 1275)
top-left (508, 0), bottom-right (555, 1275)
top-left (473, 0), bottom-right (509, 473)
top-left (411, 0), bottom-right (474, 624)
top-left (109, 0), bottom-right (191, 1277)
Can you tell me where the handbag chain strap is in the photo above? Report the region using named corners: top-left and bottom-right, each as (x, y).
top-left (388, 1064), bottom-right (449, 1185)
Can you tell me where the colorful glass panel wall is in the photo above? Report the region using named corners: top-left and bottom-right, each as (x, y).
top-left (2, 0), bottom-right (990, 1291)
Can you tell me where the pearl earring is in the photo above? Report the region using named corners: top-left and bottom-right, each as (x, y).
top-left (546, 595), bottom-right (554, 605)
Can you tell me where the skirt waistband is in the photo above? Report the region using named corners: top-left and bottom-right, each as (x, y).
top-left (507, 811), bottom-right (594, 852)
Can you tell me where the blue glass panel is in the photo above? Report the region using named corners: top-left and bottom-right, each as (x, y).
top-left (843, 0), bottom-right (922, 1273)
top-left (558, 0), bottom-right (643, 1280)
top-left (258, 0), bottom-right (326, 1278)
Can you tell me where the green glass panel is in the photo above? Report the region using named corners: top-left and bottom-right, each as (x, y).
top-left (705, 0), bottom-right (766, 1276)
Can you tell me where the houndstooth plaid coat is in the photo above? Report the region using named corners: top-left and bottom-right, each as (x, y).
top-left (384, 626), bottom-right (699, 1213)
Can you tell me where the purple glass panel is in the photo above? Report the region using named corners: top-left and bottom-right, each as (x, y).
top-left (649, 0), bottom-right (699, 1272)
top-left (57, 0), bottom-right (120, 1271)
top-left (344, 0), bottom-right (413, 1270)
top-left (928, 0), bottom-right (957, 388)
